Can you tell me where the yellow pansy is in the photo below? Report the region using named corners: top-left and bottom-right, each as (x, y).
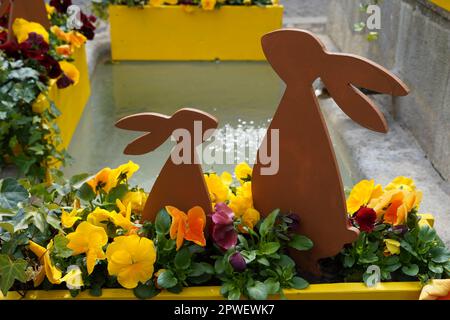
top-left (115, 199), bottom-right (137, 232)
top-left (88, 205), bottom-right (136, 233)
top-left (165, 0), bottom-right (178, 4)
top-left (121, 190), bottom-right (147, 214)
top-left (111, 161), bottom-right (140, 183)
top-left (46, 4), bottom-right (56, 15)
top-left (385, 176), bottom-right (416, 192)
top-left (106, 235), bottom-right (157, 289)
top-left (243, 0), bottom-right (251, 4)
top-left (28, 240), bottom-right (63, 286)
top-left (235, 162), bottom-right (252, 184)
top-left (59, 61), bottom-right (80, 85)
top-left (87, 167), bottom-right (116, 194)
top-left (32, 93), bottom-right (50, 114)
top-left (66, 222), bottom-right (108, 274)
top-left (383, 239), bottom-right (401, 255)
top-left (61, 207), bottom-right (82, 229)
top-left (202, 0), bottom-right (217, 10)
top-left (229, 181), bottom-right (253, 217)
top-left (241, 207), bottom-right (260, 231)
top-left (346, 179), bottom-right (383, 215)
top-left (272, 0), bottom-right (279, 5)
top-left (12, 18), bottom-right (49, 44)
top-left (204, 172), bottom-right (231, 204)
top-left (87, 207), bottom-right (113, 229)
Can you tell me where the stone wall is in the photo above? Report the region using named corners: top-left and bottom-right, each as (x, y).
top-left (327, 0), bottom-right (450, 182)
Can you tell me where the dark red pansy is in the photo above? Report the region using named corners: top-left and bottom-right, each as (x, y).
top-left (56, 74), bottom-right (74, 89)
top-left (19, 33), bottom-right (49, 60)
top-left (49, 0), bottom-right (72, 13)
top-left (354, 207), bottom-right (377, 232)
top-left (40, 55), bottom-right (62, 79)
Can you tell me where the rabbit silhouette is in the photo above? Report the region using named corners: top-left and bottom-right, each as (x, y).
top-left (0, 0), bottom-right (50, 42)
top-left (116, 108), bottom-right (218, 222)
top-left (252, 29), bottom-right (409, 275)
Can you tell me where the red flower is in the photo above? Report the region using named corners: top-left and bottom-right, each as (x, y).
top-left (19, 33), bottom-right (49, 60)
top-left (211, 203), bottom-right (237, 250)
top-left (40, 55), bottom-right (63, 79)
top-left (49, 0), bottom-right (72, 13)
top-left (354, 207), bottom-right (377, 232)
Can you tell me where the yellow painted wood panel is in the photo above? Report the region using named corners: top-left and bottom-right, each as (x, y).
top-left (109, 5), bottom-right (283, 61)
top-left (49, 45), bottom-right (91, 149)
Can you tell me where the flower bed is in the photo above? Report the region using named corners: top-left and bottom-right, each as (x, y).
top-left (105, 2), bottom-right (283, 60)
top-left (0, 161), bottom-right (448, 300)
top-left (0, 1), bottom-right (96, 180)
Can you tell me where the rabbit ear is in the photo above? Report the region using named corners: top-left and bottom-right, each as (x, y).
top-left (323, 80), bottom-right (388, 133)
top-left (326, 53), bottom-right (409, 96)
top-left (115, 113), bottom-right (170, 132)
top-left (123, 132), bottom-right (170, 155)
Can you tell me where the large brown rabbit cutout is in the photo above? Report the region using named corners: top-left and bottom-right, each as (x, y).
top-left (116, 108), bottom-right (218, 222)
top-left (252, 29), bottom-right (410, 275)
top-left (0, 0), bottom-right (50, 41)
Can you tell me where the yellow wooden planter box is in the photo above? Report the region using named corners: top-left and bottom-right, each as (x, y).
top-left (0, 282), bottom-right (423, 300)
top-left (49, 45), bottom-right (91, 149)
top-left (109, 5), bottom-right (283, 61)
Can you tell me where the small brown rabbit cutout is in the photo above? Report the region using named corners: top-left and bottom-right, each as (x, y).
top-left (116, 108), bottom-right (218, 222)
top-left (0, 0), bottom-right (50, 42)
top-left (252, 29), bottom-right (409, 275)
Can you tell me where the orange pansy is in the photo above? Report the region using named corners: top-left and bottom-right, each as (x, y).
top-left (166, 206), bottom-right (206, 250)
top-left (383, 192), bottom-right (404, 225)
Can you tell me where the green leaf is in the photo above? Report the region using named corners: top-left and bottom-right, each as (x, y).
top-left (174, 247), bottom-right (191, 270)
top-left (241, 250), bottom-right (257, 264)
top-left (0, 222), bottom-right (14, 234)
top-left (0, 254), bottom-right (27, 295)
top-left (343, 255), bottom-right (355, 268)
top-left (418, 225), bottom-right (436, 243)
top-left (264, 278), bottom-right (280, 295)
top-left (157, 270), bottom-right (177, 289)
top-left (291, 276), bottom-right (309, 290)
top-left (402, 264), bottom-right (419, 277)
top-left (77, 183), bottom-right (96, 202)
top-left (106, 184), bottom-right (128, 203)
top-left (46, 212), bottom-right (63, 232)
top-left (278, 255), bottom-right (295, 269)
top-left (53, 234), bottom-right (73, 258)
top-left (259, 209), bottom-right (279, 238)
top-left (428, 262), bottom-right (444, 274)
top-left (289, 234), bottom-right (313, 251)
top-left (155, 208), bottom-right (171, 235)
top-left (257, 257), bottom-right (270, 266)
top-left (430, 247), bottom-right (450, 263)
top-left (260, 242), bottom-right (280, 255)
top-left (0, 178), bottom-right (29, 209)
top-left (228, 288), bottom-right (241, 300)
top-left (247, 281), bottom-right (268, 300)
top-left (214, 258), bottom-right (226, 274)
top-left (133, 282), bottom-right (159, 300)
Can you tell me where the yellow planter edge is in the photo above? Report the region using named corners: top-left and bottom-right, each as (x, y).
top-left (1, 282), bottom-right (423, 300)
top-left (430, 0), bottom-right (450, 11)
top-left (109, 5), bottom-right (284, 61)
top-left (49, 45), bottom-right (91, 150)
